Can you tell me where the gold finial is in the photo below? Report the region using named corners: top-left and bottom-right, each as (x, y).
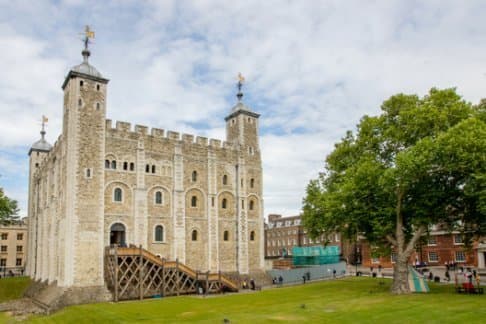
top-left (238, 72), bottom-right (245, 83)
top-left (80, 25), bottom-right (95, 62)
top-left (85, 25), bottom-right (95, 39)
top-left (41, 115), bottom-right (48, 139)
top-left (237, 73), bottom-right (245, 101)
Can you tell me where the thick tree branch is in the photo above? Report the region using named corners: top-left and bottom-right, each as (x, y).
top-left (404, 225), bottom-right (426, 256)
top-left (386, 234), bottom-right (397, 247)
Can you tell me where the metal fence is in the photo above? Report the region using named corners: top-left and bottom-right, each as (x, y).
top-left (0, 266), bottom-right (26, 278)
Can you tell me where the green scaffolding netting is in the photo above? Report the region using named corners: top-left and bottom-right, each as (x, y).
top-left (292, 246), bottom-right (340, 265)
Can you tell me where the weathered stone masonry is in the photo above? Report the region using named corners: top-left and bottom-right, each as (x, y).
top-left (26, 47), bottom-right (264, 292)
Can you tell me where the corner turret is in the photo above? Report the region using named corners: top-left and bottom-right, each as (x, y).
top-left (225, 74), bottom-right (260, 153)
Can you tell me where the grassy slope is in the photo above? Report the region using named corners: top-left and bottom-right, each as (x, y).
top-left (0, 277), bottom-right (31, 303)
top-left (20, 278), bottom-right (484, 324)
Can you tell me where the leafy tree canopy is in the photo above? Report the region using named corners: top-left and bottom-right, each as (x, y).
top-left (302, 88), bottom-right (486, 293)
top-left (0, 187), bottom-right (19, 225)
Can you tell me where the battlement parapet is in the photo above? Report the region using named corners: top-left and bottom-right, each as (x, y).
top-left (151, 128), bottom-right (164, 137)
top-left (196, 136), bottom-right (208, 146)
top-left (105, 119), bottom-right (236, 151)
top-left (135, 125), bottom-right (148, 135)
top-left (182, 134), bottom-right (194, 144)
top-left (167, 131), bottom-right (180, 141)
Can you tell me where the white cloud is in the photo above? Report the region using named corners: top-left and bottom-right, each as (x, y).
top-left (1, 1), bottom-right (486, 218)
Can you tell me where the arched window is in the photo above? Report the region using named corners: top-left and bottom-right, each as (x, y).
top-left (192, 170), bottom-right (197, 182)
top-left (152, 165), bottom-right (156, 174)
top-left (96, 102), bottom-right (100, 110)
top-left (249, 200), bottom-right (254, 210)
top-left (155, 225), bottom-right (164, 242)
top-left (155, 191), bottom-right (163, 205)
top-left (78, 98), bottom-right (82, 107)
top-left (80, 80), bottom-right (84, 87)
top-left (130, 162), bottom-right (135, 171)
top-left (105, 160), bottom-right (110, 169)
top-left (250, 178), bottom-right (254, 188)
top-left (114, 188), bottom-right (122, 202)
top-left (86, 169), bottom-right (91, 178)
top-left (250, 231), bottom-right (255, 241)
top-left (222, 198), bottom-right (227, 209)
top-left (111, 160), bottom-right (116, 169)
top-left (191, 196), bottom-right (197, 207)
top-left (146, 164), bottom-right (150, 173)
top-left (222, 174), bottom-right (228, 185)
top-left (223, 230), bottom-right (229, 241)
top-left (123, 162), bottom-right (128, 170)
top-left (192, 230), bottom-right (198, 241)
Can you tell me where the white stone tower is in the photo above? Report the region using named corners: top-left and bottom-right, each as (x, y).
top-left (58, 27), bottom-right (109, 287)
top-left (26, 119), bottom-right (52, 278)
top-left (224, 74), bottom-right (264, 273)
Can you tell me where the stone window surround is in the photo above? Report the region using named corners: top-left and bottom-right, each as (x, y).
top-left (153, 224), bottom-right (165, 243)
top-left (154, 191), bottom-right (163, 205)
top-left (113, 187), bottom-right (123, 203)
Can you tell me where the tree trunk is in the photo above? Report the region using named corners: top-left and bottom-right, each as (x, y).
top-left (391, 256), bottom-right (410, 294)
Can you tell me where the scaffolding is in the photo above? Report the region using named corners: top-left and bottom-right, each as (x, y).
top-left (292, 246), bottom-right (340, 266)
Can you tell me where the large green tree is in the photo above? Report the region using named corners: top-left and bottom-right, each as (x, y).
top-left (0, 187), bottom-right (19, 225)
top-left (303, 88), bottom-right (486, 294)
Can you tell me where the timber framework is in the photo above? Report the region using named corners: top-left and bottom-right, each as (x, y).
top-left (105, 245), bottom-right (239, 301)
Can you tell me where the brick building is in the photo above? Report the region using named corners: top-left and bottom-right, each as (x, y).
top-left (358, 228), bottom-right (484, 270)
top-left (264, 214), bottom-right (341, 258)
top-left (0, 220), bottom-right (27, 275)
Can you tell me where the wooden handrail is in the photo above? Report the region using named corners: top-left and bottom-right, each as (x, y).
top-left (112, 246), bottom-right (238, 291)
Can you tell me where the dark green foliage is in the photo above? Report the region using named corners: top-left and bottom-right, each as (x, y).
top-left (0, 188), bottom-right (19, 225)
top-left (303, 88), bottom-right (486, 292)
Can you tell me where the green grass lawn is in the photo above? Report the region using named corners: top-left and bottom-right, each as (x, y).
top-left (0, 276), bottom-right (31, 303)
top-left (1, 277), bottom-right (485, 323)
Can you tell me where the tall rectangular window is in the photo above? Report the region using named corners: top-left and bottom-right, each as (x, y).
top-left (455, 251), bottom-right (466, 262)
top-left (454, 235), bottom-right (463, 245)
top-left (1, 233), bottom-right (7, 240)
top-left (428, 252), bottom-right (438, 262)
top-left (16, 258), bottom-right (22, 266)
top-left (17, 233), bottom-right (23, 240)
top-left (0, 246), bottom-right (6, 252)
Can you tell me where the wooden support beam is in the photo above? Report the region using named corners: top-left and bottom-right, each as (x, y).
top-left (114, 245), bottom-right (119, 302)
top-left (139, 245), bottom-right (144, 300)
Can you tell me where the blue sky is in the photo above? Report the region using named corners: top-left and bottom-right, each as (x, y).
top-left (1, 0), bottom-right (486, 218)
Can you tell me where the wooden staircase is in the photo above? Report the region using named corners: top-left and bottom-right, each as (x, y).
top-left (105, 245), bottom-right (238, 301)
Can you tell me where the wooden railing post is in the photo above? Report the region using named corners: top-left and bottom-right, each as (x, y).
top-left (218, 270), bottom-right (222, 294)
top-left (161, 258), bottom-right (165, 297)
top-left (176, 258), bottom-right (180, 296)
top-left (206, 271), bottom-right (209, 296)
top-left (139, 245), bottom-right (143, 300)
top-left (114, 244), bottom-right (119, 302)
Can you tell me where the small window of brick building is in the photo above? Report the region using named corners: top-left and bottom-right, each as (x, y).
top-left (455, 251), bottom-right (465, 262)
top-left (428, 252), bottom-right (438, 262)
